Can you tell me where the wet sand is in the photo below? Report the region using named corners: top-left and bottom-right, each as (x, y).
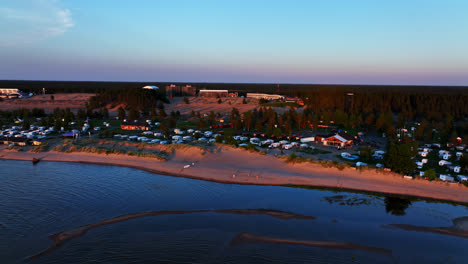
top-left (1, 144), bottom-right (467, 204)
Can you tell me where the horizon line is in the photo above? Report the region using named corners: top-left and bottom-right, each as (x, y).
top-left (1, 79), bottom-right (467, 88)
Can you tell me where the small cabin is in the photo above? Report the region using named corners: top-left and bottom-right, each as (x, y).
top-left (439, 160), bottom-right (452, 166)
top-left (439, 175), bottom-right (454, 182)
top-left (457, 175), bottom-right (468, 182)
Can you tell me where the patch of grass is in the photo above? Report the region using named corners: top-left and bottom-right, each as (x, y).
top-left (176, 120), bottom-right (199, 129)
top-left (6, 145), bottom-right (23, 151)
top-left (297, 148), bottom-right (331, 155)
top-left (51, 138), bottom-right (168, 160)
top-left (262, 102), bottom-right (299, 107)
top-left (30, 142), bottom-right (50, 153)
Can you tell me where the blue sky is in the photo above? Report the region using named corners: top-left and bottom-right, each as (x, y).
top-left (1, 0), bottom-right (467, 85)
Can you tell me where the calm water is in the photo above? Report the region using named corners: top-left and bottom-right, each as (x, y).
top-left (0, 160), bottom-right (467, 264)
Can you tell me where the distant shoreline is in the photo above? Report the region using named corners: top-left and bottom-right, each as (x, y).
top-left (1, 146), bottom-right (467, 204)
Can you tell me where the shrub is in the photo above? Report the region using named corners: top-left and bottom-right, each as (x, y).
top-left (287, 152), bottom-right (298, 163)
top-left (424, 169), bottom-right (437, 181)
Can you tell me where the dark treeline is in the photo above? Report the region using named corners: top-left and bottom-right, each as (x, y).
top-left (87, 88), bottom-right (168, 111)
top-left (1, 80), bottom-right (467, 122)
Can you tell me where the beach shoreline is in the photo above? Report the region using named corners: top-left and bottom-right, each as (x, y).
top-left (1, 145), bottom-right (467, 204)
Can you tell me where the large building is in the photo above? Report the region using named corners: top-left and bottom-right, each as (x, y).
top-left (246, 93), bottom-right (284, 100)
top-left (165, 84), bottom-right (196, 97)
top-left (323, 133), bottom-right (355, 148)
top-left (142, 85), bottom-right (159, 90)
top-left (199, 89), bottom-right (228, 97)
top-left (0, 88), bottom-right (31, 99)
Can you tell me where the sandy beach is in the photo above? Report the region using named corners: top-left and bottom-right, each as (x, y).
top-left (1, 145), bottom-right (467, 204)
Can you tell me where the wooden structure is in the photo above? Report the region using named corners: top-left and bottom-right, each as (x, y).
top-left (323, 133), bottom-right (354, 147)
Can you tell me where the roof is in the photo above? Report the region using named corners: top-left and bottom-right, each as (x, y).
top-left (142, 85), bottom-right (159, 90)
top-left (337, 132), bottom-right (354, 141)
top-left (199, 89), bottom-right (228, 93)
top-left (296, 131), bottom-right (315, 137)
top-left (317, 133), bottom-right (335, 138)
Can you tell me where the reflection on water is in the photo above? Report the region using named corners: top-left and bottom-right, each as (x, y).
top-left (323, 194), bottom-right (375, 206)
top-left (1, 160), bottom-right (467, 264)
top-left (385, 197), bottom-right (412, 216)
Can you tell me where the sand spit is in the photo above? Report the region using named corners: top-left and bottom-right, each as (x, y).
top-left (384, 216), bottom-right (468, 238)
top-left (214, 209), bottom-right (316, 220)
top-left (26, 209), bottom-right (316, 261)
top-left (229, 232), bottom-right (393, 256)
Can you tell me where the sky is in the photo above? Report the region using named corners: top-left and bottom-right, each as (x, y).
top-left (1, 0), bottom-right (468, 85)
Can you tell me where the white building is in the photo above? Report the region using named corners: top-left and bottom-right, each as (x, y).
top-left (439, 175), bottom-right (454, 182)
top-left (142, 85), bottom-right (159, 90)
top-left (418, 151), bottom-right (428, 157)
top-left (246, 93), bottom-right (285, 100)
top-left (439, 160), bottom-right (452, 166)
top-left (0, 88), bottom-right (31, 98)
top-left (300, 136), bottom-right (315, 143)
top-left (457, 175), bottom-right (468, 182)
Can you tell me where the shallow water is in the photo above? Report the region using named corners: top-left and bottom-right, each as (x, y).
top-left (0, 160), bottom-right (467, 263)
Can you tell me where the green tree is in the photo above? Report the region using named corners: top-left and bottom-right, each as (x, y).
top-left (208, 111), bottom-right (216, 126)
top-left (384, 142), bottom-right (417, 174)
top-left (459, 155), bottom-right (468, 171)
top-left (359, 146), bottom-right (373, 162)
top-left (118, 107), bottom-right (126, 121)
top-left (129, 108), bottom-right (140, 121)
top-left (168, 116), bottom-right (176, 128)
top-left (159, 109), bottom-right (167, 118)
top-left (157, 101), bottom-right (165, 110)
top-left (198, 118), bottom-right (206, 130)
top-left (150, 108), bottom-right (158, 119)
top-left (101, 107), bottom-right (109, 119)
top-left (22, 119), bottom-right (30, 130)
top-left (160, 123), bottom-right (170, 138)
top-left (424, 169), bottom-right (437, 181)
top-left (77, 108), bottom-right (87, 121)
top-left (255, 120), bottom-right (263, 132)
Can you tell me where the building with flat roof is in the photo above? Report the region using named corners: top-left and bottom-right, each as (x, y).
top-left (0, 88), bottom-right (31, 99)
top-left (199, 89), bottom-right (228, 97)
top-left (166, 84), bottom-right (196, 97)
top-left (246, 93), bottom-right (284, 100)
